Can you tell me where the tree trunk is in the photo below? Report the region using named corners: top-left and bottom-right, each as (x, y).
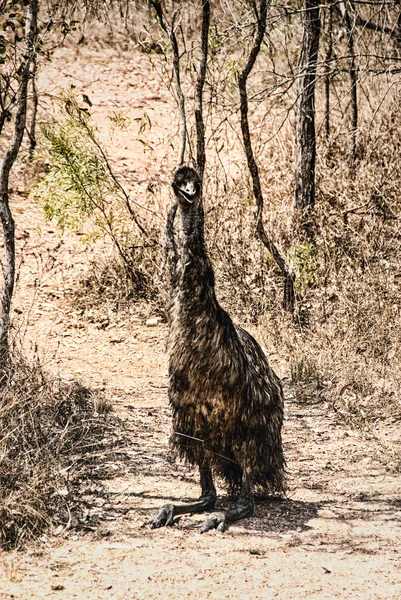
top-left (294, 0), bottom-right (321, 227)
top-left (0, 174), bottom-right (15, 372)
top-left (29, 57), bottom-right (39, 157)
top-left (337, 1), bottom-right (358, 168)
top-left (238, 0), bottom-right (295, 313)
top-left (150, 0), bottom-right (188, 167)
top-left (194, 0), bottom-right (210, 183)
top-left (324, 5), bottom-right (333, 139)
top-left (0, 0), bottom-right (37, 374)
top-left (344, 3), bottom-right (358, 169)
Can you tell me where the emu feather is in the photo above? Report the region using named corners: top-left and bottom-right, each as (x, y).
top-left (151, 166), bottom-right (285, 532)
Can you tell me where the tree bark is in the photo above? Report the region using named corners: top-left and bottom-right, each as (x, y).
top-left (294, 0), bottom-right (321, 225)
top-left (0, 0), bottom-right (37, 373)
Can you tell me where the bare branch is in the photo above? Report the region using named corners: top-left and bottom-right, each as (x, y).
top-left (355, 13), bottom-right (401, 39)
top-left (195, 0), bottom-right (210, 183)
top-left (28, 56), bottom-right (38, 157)
top-left (75, 111), bottom-right (148, 237)
top-left (150, 0), bottom-right (187, 167)
top-left (238, 0), bottom-right (295, 313)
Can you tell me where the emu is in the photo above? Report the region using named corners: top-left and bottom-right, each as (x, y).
top-left (151, 166), bottom-right (285, 533)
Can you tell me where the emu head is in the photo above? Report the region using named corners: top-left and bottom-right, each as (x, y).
top-left (172, 166), bottom-right (201, 207)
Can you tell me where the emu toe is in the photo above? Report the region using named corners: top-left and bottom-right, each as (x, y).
top-left (200, 512), bottom-right (226, 534)
top-left (151, 504), bottom-right (175, 529)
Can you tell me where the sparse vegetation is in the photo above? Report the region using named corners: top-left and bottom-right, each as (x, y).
top-left (32, 2), bottom-right (401, 437)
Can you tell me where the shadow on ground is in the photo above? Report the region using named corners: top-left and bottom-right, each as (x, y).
top-left (240, 498), bottom-right (323, 534)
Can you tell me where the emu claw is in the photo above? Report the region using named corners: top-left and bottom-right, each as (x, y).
top-left (200, 512), bottom-right (226, 534)
top-left (151, 504), bottom-right (175, 529)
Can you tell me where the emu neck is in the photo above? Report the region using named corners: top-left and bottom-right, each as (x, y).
top-left (179, 202), bottom-right (205, 247)
top-left (176, 202), bottom-right (218, 318)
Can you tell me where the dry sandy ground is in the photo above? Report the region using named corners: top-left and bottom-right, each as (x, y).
top-left (0, 312), bottom-right (400, 599)
top-left (0, 44), bottom-right (400, 599)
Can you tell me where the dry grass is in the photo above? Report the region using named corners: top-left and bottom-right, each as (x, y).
top-left (261, 93), bottom-right (401, 439)
top-left (71, 250), bottom-right (161, 311)
top-left (0, 350), bottom-right (119, 550)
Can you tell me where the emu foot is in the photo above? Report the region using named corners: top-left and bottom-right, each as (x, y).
top-left (151, 504), bottom-right (175, 529)
top-left (200, 512), bottom-right (226, 534)
top-left (200, 494), bottom-right (254, 533)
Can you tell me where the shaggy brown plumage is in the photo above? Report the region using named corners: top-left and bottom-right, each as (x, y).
top-left (152, 166), bottom-right (285, 532)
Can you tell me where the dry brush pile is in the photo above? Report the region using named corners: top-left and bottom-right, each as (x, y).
top-left (0, 351), bottom-right (118, 550)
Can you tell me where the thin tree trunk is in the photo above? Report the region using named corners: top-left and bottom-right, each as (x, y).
top-left (324, 5), bottom-right (333, 139)
top-left (294, 0), bottom-right (321, 225)
top-left (0, 0), bottom-right (37, 373)
top-left (0, 114), bottom-right (6, 137)
top-left (337, 1), bottom-right (358, 168)
top-left (344, 3), bottom-right (358, 168)
top-left (150, 0), bottom-right (187, 167)
top-left (194, 0), bottom-right (210, 183)
top-left (29, 57), bottom-right (38, 157)
top-left (238, 0), bottom-right (295, 313)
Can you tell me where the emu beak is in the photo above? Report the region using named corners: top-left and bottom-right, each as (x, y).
top-left (177, 182), bottom-right (198, 204)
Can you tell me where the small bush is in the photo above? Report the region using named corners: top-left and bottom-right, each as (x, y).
top-left (32, 91), bottom-right (165, 308)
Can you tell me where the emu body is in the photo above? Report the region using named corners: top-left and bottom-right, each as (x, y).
top-left (152, 166), bottom-right (285, 532)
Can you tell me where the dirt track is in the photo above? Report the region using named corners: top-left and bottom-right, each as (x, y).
top-left (1, 314), bottom-right (400, 599)
top-left (0, 45), bottom-right (400, 599)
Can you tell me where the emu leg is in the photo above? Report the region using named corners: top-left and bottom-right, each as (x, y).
top-left (151, 463), bottom-right (216, 529)
top-left (200, 478), bottom-right (254, 534)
